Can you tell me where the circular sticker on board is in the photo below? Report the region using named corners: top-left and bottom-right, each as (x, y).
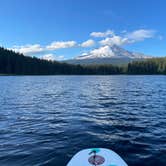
top-left (88, 155), bottom-right (105, 165)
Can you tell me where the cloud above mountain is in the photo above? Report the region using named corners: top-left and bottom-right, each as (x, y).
top-left (88, 45), bottom-right (115, 57)
top-left (100, 36), bottom-right (129, 46)
top-left (98, 29), bottom-right (156, 47)
top-left (46, 41), bottom-right (77, 50)
top-left (126, 29), bottom-right (156, 42)
top-left (90, 30), bottom-right (114, 37)
top-left (80, 39), bottom-right (95, 47)
top-left (82, 29), bottom-right (156, 58)
top-left (10, 28), bottom-right (159, 60)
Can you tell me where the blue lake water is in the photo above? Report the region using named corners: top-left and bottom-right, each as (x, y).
top-left (0, 76), bottom-right (166, 166)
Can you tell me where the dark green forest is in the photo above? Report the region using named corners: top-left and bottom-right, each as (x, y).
top-left (0, 47), bottom-right (166, 75)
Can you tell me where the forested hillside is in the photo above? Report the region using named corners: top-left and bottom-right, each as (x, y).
top-left (128, 58), bottom-right (166, 74)
top-left (0, 47), bottom-right (121, 75)
top-left (0, 47), bottom-right (166, 75)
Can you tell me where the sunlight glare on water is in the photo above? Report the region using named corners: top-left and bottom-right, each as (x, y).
top-left (0, 76), bottom-right (166, 166)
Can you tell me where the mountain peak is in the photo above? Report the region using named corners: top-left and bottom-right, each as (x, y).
top-left (64, 45), bottom-right (151, 65)
top-left (75, 45), bottom-right (149, 60)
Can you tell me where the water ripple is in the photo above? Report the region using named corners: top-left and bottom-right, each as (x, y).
top-left (0, 76), bottom-right (166, 166)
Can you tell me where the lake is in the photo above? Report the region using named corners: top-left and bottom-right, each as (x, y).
top-left (0, 76), bottom-right (166, 166)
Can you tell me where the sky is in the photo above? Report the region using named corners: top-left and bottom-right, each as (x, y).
top-left (0, 0), bottom-right (165, 60)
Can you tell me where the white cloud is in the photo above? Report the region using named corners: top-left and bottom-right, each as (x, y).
top-left (90, 30), bottom-right (114, 37)
top-left (89, 45), bottom-right (115, 57)
top-left (42, 54), bottom-right (55, 61)
top-left (10, 41), bottom-right (77, 56)
top-left (99, 29), bottom-right (156, 47)
top-left (46, 41), bottom-right (77, 50)
top-left (77, 46), bottom-right (115, 59)
top-left (81, 39), bottom-right (95, 47)
top-left (42, 54), bottom-right (65, 61)
top-left (10, 28), bottom-right (158, 59)
top-left (12, 44), bottom-right (44, 56)
top-left (126, 29), bottom-right (156, 42)
top-left (100, 36), bottom-right (129, 46)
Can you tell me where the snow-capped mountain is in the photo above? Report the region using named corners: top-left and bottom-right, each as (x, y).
top-left (64, 45), bottom-right (152, 65)
top-left (76, 45), bottom-right (150, 59)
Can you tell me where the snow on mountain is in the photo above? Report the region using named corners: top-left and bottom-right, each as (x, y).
top-left (75, 45), bottom-right (151, 60)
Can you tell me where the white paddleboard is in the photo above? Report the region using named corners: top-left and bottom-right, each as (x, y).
top-left (67, 148), bottom-right (128, 166)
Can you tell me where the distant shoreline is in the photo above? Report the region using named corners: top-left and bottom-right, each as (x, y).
top-left (1, 47), bottom-right (166, 75)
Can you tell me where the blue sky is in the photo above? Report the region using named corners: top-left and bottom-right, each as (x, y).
top-left (0, 0), bottom-right (165, 60)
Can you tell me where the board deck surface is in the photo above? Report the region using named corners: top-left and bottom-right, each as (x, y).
top-left (67, 148), bottom-right (128, 166)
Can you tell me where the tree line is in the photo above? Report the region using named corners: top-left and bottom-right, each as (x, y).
top-left (0, 47), bottom-right (166, 75)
